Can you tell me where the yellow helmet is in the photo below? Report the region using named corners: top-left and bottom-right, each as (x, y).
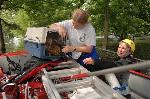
top-left (122, 39), bottom-right (135, 53)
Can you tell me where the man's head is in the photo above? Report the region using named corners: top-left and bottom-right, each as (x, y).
top-left (72, 9), bottom-right (89, 29)
top-left (117, 39), bottom-right (135, 58)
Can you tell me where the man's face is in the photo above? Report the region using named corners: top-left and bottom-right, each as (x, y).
top-left (72, 20), bottom-right (84, 29)
top-left (117, 42), bottom-right (131, 58)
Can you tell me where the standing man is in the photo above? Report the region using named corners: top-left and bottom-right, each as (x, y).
top-left (49, 8), bottom-right (99, 68)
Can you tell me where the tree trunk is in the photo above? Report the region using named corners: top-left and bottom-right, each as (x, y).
top-left (0, 0), bottom-right (6, 54)
top-left (102, 0), bottom-right (110, 49)
top-left (0, 18), bottom-right (6, 53)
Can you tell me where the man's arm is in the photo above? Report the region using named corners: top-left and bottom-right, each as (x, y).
top-left (73, 45), bottom-right (93, 53)
top-left (49, 23), bottom-right (67, 38)
top-left (62, 45), bottom-right (93, 53)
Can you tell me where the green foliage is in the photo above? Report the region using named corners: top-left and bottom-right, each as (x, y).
top-left (9, 10), bottom-right (31, 36)
top-left (1, 0), bottom-right (149, 38)
top-left (21, 0), bottom-right (73, 26)
top-left (14, 10), bottom-right (31, 29)
top-left (87, 0), bottom-right (105, 34)
top-left (109, 0), bottom-right (149, 38)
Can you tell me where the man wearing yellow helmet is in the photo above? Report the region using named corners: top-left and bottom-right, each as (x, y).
top-left (122, 39), bottom-right (135, 53)
top-left (83, 39), bottom-right (136, 70)
top-left (117, 39), bottom-right (135, 59)
top-left (82, 39), bottom-right (137, 99)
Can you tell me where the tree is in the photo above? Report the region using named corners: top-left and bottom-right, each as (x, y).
top-left (102, 0), bottom-right (110, 49)
top-left (109, 0), bottom-right (150, 40)
top-left (0, 0), bottom-right (6, 53)
top-left (0, 0), bottom-right (24, 53)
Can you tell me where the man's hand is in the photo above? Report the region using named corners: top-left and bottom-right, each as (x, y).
top-left (58, 26), bottom-right (67, 38)
top-left (49, 23), bottom-right (67, 38)
top-left (83, 57), bottom-right (94, 65)
top-left (62, 46), bottom-right (76, 53)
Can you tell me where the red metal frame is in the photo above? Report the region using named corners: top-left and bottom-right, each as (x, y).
top-left (129, 70), bottom-right (150, 79)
